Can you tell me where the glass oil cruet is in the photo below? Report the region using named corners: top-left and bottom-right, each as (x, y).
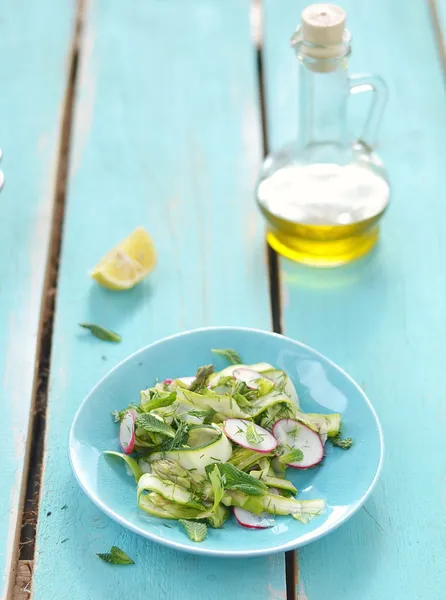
top-left (256, 4), bottom-right (389, 267)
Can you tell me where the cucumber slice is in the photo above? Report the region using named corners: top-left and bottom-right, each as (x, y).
top-left (151, 424), bottom-right (232, 475)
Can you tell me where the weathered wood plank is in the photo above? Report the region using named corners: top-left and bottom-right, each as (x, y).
top-left (32, 1), bottom-right (285, 599)
top-left (11, 562), bottom-right (32, 600)
top-left (263, 0), bottom-right (446, 598)
top-left (0, 2), bottom-right (75, 597)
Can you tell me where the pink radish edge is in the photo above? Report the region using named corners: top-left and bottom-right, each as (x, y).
top-left (232, 367), bottom-right (265, 390)
top-left (272, 418), bottom-right (324, 469)
top-left (233, 507), bottom-right (275, 529)
top-left (120, 409), bottom-right (135, 454)
top-left (224, 418), bottom-right (278, 454)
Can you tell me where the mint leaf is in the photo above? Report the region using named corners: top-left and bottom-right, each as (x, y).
top-left (211, 348), bottom-right (242, 365)
top-left (209, 463), bottom-right (268, 496)
top-left (189, 365), bottom-right (214, 392)
top-left (97, 546), bottom-right (134, 565)
top-left (245, 423), bottom-right (264, 444)
top-left (135, 413), bottom-right (176, 438)
top-left (140, 390), bottom-right (177, 412)
top-left (79, 323), bottom-right (121, 343)
top-left (279, 448), bottom-right (304, 464)
top-left (179, 520), bottom-right (208, 542)
top-left (161, 420), bottom-right (189, 451)
top-left (329, 435), bottom-right (353, 449)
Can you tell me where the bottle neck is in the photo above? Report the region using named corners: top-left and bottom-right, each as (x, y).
top-left (298, 58), bottom-right (349, 158)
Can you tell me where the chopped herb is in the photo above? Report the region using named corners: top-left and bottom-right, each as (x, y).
top-left (189, 365), bottom-right (214, 392)
top-left (60, 505), bottom-right (68, 510)
top-left (97, 546), bottom-right (135, 565)
top-left (136, 413), bottom-right (176, 438)
top-left (211, 348), bottom-right (242, 365)
top-left (61, 538), bottom-right (69, 544)
top-left (329, 435), bottom-right (353, 449)
top-left (179, 520), bottom-right (208, 542)
top-left (46, 511), bottom-right (52, 517)
top-left (163, 523), bottom-right (173, 529)
top-left (288, 425), bottom-right (301, 437)
top-left (275, 373), bottom-right (287, 394)
top-left (279, 448), bottom-right (304, 464)
top-left (245, 423), bottom-right (264, 445)
top-left (79, 323), bottom-right (121, 343)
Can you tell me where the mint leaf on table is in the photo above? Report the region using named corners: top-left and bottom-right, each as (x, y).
top-left (179, 520), bottom-right (208, 542)
top-left (79, 323), bottom-right (121, 342)
top-left (135, 413), bottom-right (176, 438)
top-left (189, 365), bottom-right (214, 392)
top-left (278, 448), bottom-right (304, 464)
top-left (211, 348), bottom-right (242, 365)
top-left (97, 546), bottom-right (134, 565)
top-left (245, 423), bottom-right (264, 444)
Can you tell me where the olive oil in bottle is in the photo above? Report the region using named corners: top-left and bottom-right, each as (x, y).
top-left (256, 4), bottom-right (389, 267)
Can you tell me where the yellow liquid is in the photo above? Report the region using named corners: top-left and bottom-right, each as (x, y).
top-left (264, 213), bottom-right (381, 267)
top-left (257, 162), bottom-right (389, 267)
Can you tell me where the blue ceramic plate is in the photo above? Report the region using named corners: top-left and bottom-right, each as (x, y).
top-left (69, 327), bottom-right (383, 557)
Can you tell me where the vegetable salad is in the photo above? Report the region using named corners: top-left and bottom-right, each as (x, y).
top-left (107, 349), bottom-right (352, 542)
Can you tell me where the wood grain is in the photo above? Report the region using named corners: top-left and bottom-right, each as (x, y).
top-left (0, 2), bottom-right (75, 598)
top-left (32, 1), bottom-right (286, 599)
top-left (11, 562), bottom-right (32, 600)
top-left (263, 0), bottom-right (446, 598)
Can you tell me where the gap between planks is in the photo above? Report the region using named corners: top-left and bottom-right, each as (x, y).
top-left (10, 1), bottom-right (85, 598)
top-left (253, 0), bottom-right (294, 598)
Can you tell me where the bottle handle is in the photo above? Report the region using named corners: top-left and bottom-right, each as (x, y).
top-left (348, 74), bottom-right (388, 152)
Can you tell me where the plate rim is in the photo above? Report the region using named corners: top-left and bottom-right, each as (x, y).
top-left (69, 325), bottom-right (384, 557)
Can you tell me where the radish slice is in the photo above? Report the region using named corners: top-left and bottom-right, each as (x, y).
top-left (272, 418), bottom-right (324, 469)
top-left (163, 378), bottom-right (173, 385)
top-left (233, 368), bottom-right (264, 390)
top-left (224, 418), bottom-right (278, 453)
top-left (120, 410), bottom-right (135, 455)
top-left (234, 507), bottom-right (275, 529)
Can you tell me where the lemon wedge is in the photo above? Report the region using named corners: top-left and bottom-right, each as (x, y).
top-left (91, 227), bottom-right (156, 290)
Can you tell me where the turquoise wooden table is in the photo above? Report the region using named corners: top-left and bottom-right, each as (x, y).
top-left (1, 1), bottom-right (445, 599)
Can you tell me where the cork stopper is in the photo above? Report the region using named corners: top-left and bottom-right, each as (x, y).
top-left (301, 4), bottom-right (346, 47)
top-left (292, 4), bottom-right (348, 72)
